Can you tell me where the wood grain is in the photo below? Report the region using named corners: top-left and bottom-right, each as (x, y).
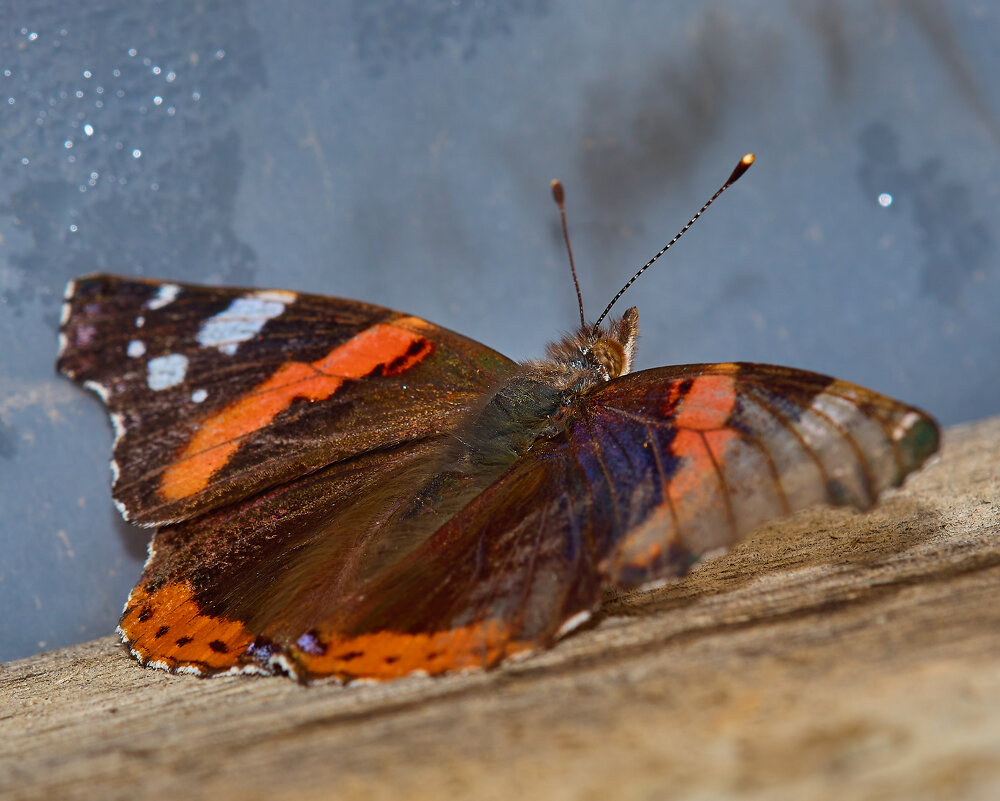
top-left (3, 416), bottom-right (999, 801)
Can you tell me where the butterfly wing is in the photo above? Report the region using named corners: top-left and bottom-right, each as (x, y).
top-left (118, 429), bottom-right (597, 681)
top-left (574, 362), bottom-right (940, 586)
top-left (118, 361), bottom-right (936, 682)
top-left (57, 275), bottom-right (516, 526)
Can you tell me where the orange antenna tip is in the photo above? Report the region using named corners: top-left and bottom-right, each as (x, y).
top-left (726, 153), bottom-right (756, 186)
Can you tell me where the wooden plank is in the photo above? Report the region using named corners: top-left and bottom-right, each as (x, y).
top-left (3, 416), bottom-right (999, 801)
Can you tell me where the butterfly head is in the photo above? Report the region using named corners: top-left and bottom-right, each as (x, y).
top-left (546, 306), bottom-right (639, 382)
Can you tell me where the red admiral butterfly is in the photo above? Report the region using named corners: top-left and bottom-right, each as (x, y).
top-left (57, 155), bottom-right (938, 682)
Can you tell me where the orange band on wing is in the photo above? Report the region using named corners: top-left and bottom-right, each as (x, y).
top-left (673, 374), bottom-right (737, 429)
top-left (160, 319), bottom-right (432, 501)
top-left (120, 582), bottom-right (254, 671)
top-left (294, 621), bottom-right (529, 680)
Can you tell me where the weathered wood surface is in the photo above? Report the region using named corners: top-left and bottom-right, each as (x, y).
top-left (3, 415), bottom-right (999, 801)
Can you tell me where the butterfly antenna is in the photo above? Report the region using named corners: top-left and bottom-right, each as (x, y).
top-left (551, 179), bottom-right (587, 330)
top-left (592, 153), bottom-right (756, 331)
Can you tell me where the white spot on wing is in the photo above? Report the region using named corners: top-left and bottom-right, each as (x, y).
top-left (83, 379), bottom-right (110, 403)
top-left (60, 279), bottom-right (77, 326)
top-left (255, 289), bottom-right (297, 303)
top-left (110, 412), bottom-right (126, 442)
top-left (894, 411), bottom-right (921, 440)
top-left (190, 388), bottom-right (208, 403)
top-left (556, 610), bottom-right (592, 638)
top-left (146, 353), bottom-right (188, 390)
top-left (196, 290), bottom-right (296, 355)
top-left (269, 653), bottom-right (299, 679)
top-left (112, 495), bottom-right (130, 521)
top-left (126, 339), bottom-right (146, 358)
top-left (145, 283), bottom-right (180, 310)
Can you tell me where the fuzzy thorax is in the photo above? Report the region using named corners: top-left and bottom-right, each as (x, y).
top-left (456, 308), bottom-right (641, 470)
top-left (543, 306), bottom-right (639, 384)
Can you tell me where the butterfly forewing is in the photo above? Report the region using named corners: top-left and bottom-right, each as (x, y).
top-left (57, 275), bottom-right (516, 526)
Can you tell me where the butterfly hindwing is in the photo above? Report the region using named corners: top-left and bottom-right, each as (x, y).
top-left (573, 361), bottom-right (939, 586)
top-left (57, 275), bottom-right (516, 526)
top-left (119, 430), bottom-right (598, 681)
top-left (118, 436), bottom-right (454, 676)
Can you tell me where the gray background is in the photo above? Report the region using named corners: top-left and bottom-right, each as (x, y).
top-left (1, 1), bottom-right (998, 663)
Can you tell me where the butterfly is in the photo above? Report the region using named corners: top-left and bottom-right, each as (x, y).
top-left (56, 155), bottom-right (939, 683)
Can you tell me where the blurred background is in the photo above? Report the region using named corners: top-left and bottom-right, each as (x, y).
top-left (1, 1), bottom-right (998, 663)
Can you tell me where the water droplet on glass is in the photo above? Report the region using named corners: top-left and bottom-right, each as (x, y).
top-left (128, 48), bottom-right (137, 57)
top-left (84, 123), bottom-right (94, 136)
top-left (878, 193), bottom-right (893, 208)
top-left (152, 66), bottom-right (161, 75)
top-left (132, 148), bottom-right (142, 159)
top-left (166, 71), bottom-right (176, 82)
top-left (83, 70), bottom-right (92, 79)
top-left (64, 139), bottom-right (73, 149)
top-left (69, 224), bottom-right (78, 232)
top-left (215, 49), bottom-right (225, 60)
top-left (192, 90), bottom-right (201, 101)
top-left (153, 95), bottom-right (162, 105)
top-left (28, 32), bottom-right (38, 41)
top-left (21, 157), bottom-right (29, 165)
top-left (75, 89), bottom-right (84, 98)
top-left (112, 69), bottom-right (120, 77)
top-left (6, 97), bottom-right (13, 105)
